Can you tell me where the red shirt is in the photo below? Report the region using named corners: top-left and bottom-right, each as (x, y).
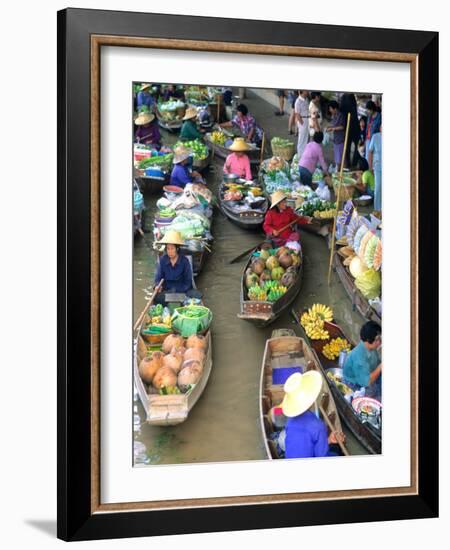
top-left (263, 207), bottom-right (307, 241)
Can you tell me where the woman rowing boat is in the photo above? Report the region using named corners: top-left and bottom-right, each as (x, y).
top-left (262, 191), bottom-right (311, 247)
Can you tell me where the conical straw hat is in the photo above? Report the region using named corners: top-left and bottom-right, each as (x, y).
top-left (280, 371), bottom-right (323, 417)
top-left (270, 190), bottom-right (287, 209)
top-left (134, 111), bottom-right (155, 125)
top-left (229, 137), bottom-right (251, 152)
top-left (182, 107), bottom-right (198, 120)
top-left (173, 146), bottom-right (192, 164)
top-left (157, 230), bottom-right (185, 246)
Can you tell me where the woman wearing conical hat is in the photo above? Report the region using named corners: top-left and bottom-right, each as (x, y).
top-left (180, 107), bottom-right (204, 141)
top-left (223, 138), bottom-right (252, 181)
top-left (169, 146), bottom-right (203, 188)
top-left (153, 230), bottom-right (194, 305)
top-left (262, 191), bottom-right (311, 247)
top-left (134, 111), bottom-right (161, 147)
top-left (280, 372), bottom-right (345, 458)
top-left (136, 83), bottom-right (156, 111)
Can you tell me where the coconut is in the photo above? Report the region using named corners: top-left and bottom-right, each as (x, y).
top-left (246, 272), bottom-right (259, 289)
top-left (259, 249), bottom-right (270, 261)
top-left (139, 351), bottom-right (164, 384)
top-left (281, 271), bottom-right (295, 287)
top-left (275, 246), bottom-right (290, 258)
top-left (162, 348), bottom-right (184, 374)
top-left (178, 363), bottom-right (202, 392)
top-left (137, 337), bottom-right (148, 361)
top-left (251, 258), bottom-right (266, 275)
top-left (259, 269), bottom-right (272, 284)
top-left (278, 253), bottom-right (293, 269)
top-left (271, 266), bottom-right (285, 281)
top-left (183, 347), bottom-right (205, 364)
top-left (266, 256), bottom-right (280, 271)
top-left (162, 334), bottom-right (185, 354)
top-left (181, 359), bottom-right (204, 374)
top-left (152, 366), bottom-right (178, 390)
top-left (186, 334), bottom-right (207, 350)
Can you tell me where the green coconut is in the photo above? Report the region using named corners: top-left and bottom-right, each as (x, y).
top-left (259, 249), bottom-right (270, 261)
top-left (246, 272), bottom-right (260, 288)
top-left (271, 266), bottom-right (285, 280)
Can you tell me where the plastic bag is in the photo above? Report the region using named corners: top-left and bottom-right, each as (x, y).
top-left (355, 269), bottom-right (381, 299)
top-left (315, 181), bottom-right (331, 201)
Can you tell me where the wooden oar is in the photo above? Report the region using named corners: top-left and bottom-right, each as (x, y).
top-left (133, 279), bottom-right (164, 331)
top-left (319, 404), bottom-right (350, 456)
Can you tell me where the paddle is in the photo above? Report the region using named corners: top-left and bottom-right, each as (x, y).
top-left (228, 215), bottom-right (309, 264)
top-left (133, 279), bottom-right (164, 331)
top-left (318, 404), bottom-right (350, 456)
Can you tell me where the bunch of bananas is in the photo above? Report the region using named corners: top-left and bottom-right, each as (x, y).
top-left (314, 209), bottom-right (337, 219)
top-left (248, 285), bottom-right (268, 301)
top-left (300, 304), bottom-right (334, 340)
top-left (211, 131), bottom-right (227, 145)
top-left (322, 337), bottom-right (351, 360)
top-left (159, 385), bottom-right (181, 395)
top-left (267, 285), bottom-right (288, 302)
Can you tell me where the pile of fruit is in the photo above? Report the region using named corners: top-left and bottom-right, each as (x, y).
top-left (297, 199), bottom-right (336, 218)
top-left (322, 337), bottom-right (352, 360)
top-left (313, 208), bottom-right (337, 219)
top-left (300, 303), bottom-right (334, 340)
top-left (271, 137), bottom-right (294, 148)
top-left (245, 245), bottom-right (301, 302)
top-left (210, 131), bottom-right (227, 145)
top-left (141, 304), bottom-right (172, 336)
top-left (174, 139), bottom-right (208, 160)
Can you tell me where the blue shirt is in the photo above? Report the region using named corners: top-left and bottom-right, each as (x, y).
top-left (284, 410), bottom-right (329, 458)
top-left (170, 164), bottom-right (192, 188)
top-left (343, 341), bottom-right (380, 388)
top-left (154, 254), bottom-right (192, 293)
top-left (369, 132), bottom-right (382, 171)
top-left (136, 91), bottom-right (154, 109)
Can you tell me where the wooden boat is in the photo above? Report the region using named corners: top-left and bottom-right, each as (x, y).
top-left (134, 167), bottom-right (170, 193)
top-left (260, 329), bottom-right (344, 459)
top-left (204, 133), bottom-right (261, 165)
top-left (333, 252), bottom-right (382, 324)
top-left (134, 326), bottom-right (213, 426)
top-left (238, 247), bottom-right (303, 327)
top-left (155, 110), bottom-right (183, 132)
top-left (218, 183), bottom-right (268, 230)
top-left (292, 314), bottom-right (382, 455)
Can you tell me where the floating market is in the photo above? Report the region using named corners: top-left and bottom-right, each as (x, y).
top-left (132, 84), bottom-right (383, 465)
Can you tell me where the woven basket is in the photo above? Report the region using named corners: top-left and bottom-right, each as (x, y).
top-left (333, 182), bottom-right (355, 201)
top-left (271, 142), bottom-right (295, 161)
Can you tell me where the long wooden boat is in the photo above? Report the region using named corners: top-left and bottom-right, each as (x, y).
top-left (155, 110), bottom-right (183, 132)
top-left (260, 329), bottom-right (343, 459)
top-left (333, 252), bottom-right (382, 324)
top-left (218, 183), bottom-right (268, 230)
top-left (238, 246), bottom-right (303, 327)
top-left (204, 133), bottom-right (261, 164)
top-left (134, 168), bottom-right (170, 193)
top-left (292, 314), bottom-right (382, 455)
top-left (134, 327), bottom-right (213, 426)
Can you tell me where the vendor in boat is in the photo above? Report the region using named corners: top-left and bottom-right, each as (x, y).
top-left (343, 321), bottom-right (382, 400)
top-left (134, 111), bottom-right (161, 148)
top-left (220, 103), bottom-right (263, 146)
top-left (263, 191), bottom-right (311, 247)
top-left (154, 230), bottom-right (198, 305)
top-left (136, 83), bottom-right (156, 112)
top-left (280, 372), bottom-right (345, 458)
top-left (179, 107), bottom-right (204, 141)
top-left (354, 157), bottom-right (375, 198)
top-left (223, 138), bottom-right (252, 181)
top-left (170, 146), bottom-right (203, 188)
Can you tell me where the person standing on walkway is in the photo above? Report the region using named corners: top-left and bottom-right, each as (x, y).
top-left (365, 100), bottom-right (382, 159)
top-left (309, 92), bottom-right (322, 137)
top-left (288, 90), bottom-right (298, 135)
top-left (275, 89), bottom-right (286, 116)
top-left (368, 126), bottom-right (382, 211)
top-left (340, 93), bottom-right (360, 168)
top-left (326, 100), bottom-right (346, 168)
top-left (294, 90), bottom-right (310, 159)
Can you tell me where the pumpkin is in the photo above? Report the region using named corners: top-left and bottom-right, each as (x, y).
top-left (138, 351), bottom-right (164, 384)
top-left (152, 366), bottom-right (178, 390)
top-left (178, 363), bottom-right (202, 392)
top-left (162, 334), bottom-right (185, 354)
top-left (162, 348), bottom-right (184, 373)
top-left (186, 334), bottom-right (207, 350)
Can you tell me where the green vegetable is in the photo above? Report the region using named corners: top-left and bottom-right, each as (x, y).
top-left (138, 154), bottom-right (174, 169)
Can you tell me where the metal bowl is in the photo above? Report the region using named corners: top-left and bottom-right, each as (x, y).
top-left (224, 173), bottom-right (239, 183)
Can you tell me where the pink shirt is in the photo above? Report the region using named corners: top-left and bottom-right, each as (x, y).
top-left (299, 141), bottom-right (328, 174)
top-left (223, 153), bottom-right (252, 180)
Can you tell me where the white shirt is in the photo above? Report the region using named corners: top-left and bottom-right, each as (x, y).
top-left (294, 95), bottom-right (309, 119)
top-left (309, 100), bottom-right (321, 131)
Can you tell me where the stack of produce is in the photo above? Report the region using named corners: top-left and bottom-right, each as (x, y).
top-left (158, 99), bottom-right (185, 120)
top-left (300, 304), bottom-right (334, 340)
top-left (296, 198), bottom-right (336, 219)
top-left (171, 304), bottom-right (213, 337)
top-left (209, 130), bottom-right (227, 145)
top-left (244, 246), bottom-right (301, 302)
top-left (322, 337), bottom-right (352, 360)
top-left (141, 304), bottom-right (172, 338)
top-left (326, 371), bottom-right (353, 397)
top-left (174, 139), bottom-right (209, 160)
top-left (138, 333), bottom-right (209, 395)
top-left (271, 137), bottom-right (295, 160)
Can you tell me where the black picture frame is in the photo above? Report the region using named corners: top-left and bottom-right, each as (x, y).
top-left (57, 8), bottom-right (439, 542)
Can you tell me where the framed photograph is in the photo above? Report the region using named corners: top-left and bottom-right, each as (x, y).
top-left (57, 8), bottom-right (438, 542)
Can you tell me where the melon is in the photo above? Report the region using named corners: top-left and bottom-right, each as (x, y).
top-left (349, 256), bottom-right (368, 279)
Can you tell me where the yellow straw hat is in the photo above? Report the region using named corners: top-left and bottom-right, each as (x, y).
top-left (280, 371), bottom-right (323, 417)
top-left (134, 111), bottom-right (155, 125)
top-left (182, 107), bottom-right (198, 121)
top-left (270, 190), bottom-right (288, 209)
top-left (229, 137), bottom-right (251, 152)
top-left (173, 146), bottom-right (192, 164)
top-left (140, 83), bottom-right (152, 92)
top-left (157, 230), bottom-right (185, 246)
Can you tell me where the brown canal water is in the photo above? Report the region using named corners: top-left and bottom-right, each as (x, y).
top-left (133, 137), bottom-right (367, 466)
